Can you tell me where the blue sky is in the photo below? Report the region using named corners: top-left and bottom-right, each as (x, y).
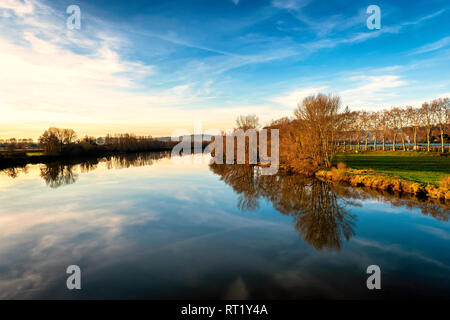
top-left (0, 0), bottom-right (449, 138)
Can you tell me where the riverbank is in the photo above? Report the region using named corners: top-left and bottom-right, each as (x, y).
top-left (316, 151), bottom-right (450, 201)
top-left (0, 146), bottom-right (174, 170)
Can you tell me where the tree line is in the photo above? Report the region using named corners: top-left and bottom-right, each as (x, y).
top-left (232, 94), bottom-right (449, 175)
top-left (0, 138), bottom-right (36, 152)
top-left (0, 128), bottom-right (173, 157)
top-left (36, 127), bottom-right (174, 156)
top-left (337, 97), bottom-right (449, 152)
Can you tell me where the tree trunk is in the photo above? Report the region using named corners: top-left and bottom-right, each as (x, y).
top-left (402, 137), bottom-right (406, 151)
top-left (393, 133), bottom-right (397, 151)
top-left (382, 137), bottom-right (385, 151)
top-left (441, 127), bottom-right (444, 153)
top-left (365, 136), bottom-right (368, 151)
top-left (413, 128), bottom-right (417, 151)
top-left (373, 134), bottom-right (376, 151)
top-left (427, 129), bottom-right (430, 152)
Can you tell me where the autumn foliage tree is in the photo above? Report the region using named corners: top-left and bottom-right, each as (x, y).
top-left (268, 93), bottom-right (341, 175)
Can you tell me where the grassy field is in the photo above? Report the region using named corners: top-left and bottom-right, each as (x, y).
top-left (334, 151), bottom-right (450, 186)
top-left (26, 152), bottom-right (45, 156)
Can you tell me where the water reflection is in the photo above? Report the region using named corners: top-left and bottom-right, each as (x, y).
top-left (0, 165), bottom-right (29, 178)
top-left (40, 163), bottom-right (78, 188)
top-left (0, 153), bottom-right (449, 299)
top-left (103, 152), bottom-right (170, 170)
top-left (1, 152), bottom-right (170, 188)
top-left (209, 163), bottom-right (449, 250)
top-left (209, 164), bottom-right (357, 251)
top-left (333, 186), bottom-right (449, 221)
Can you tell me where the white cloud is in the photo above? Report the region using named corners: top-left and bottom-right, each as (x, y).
top-left (269, 76), bottom-right (409, 111)
top-left (417, 226), bottom-right (450, 240)
top-left (339, 75), bottom-right (407, 109)
top-left (269, 86), bottom-right (328, 108)
top-left (410, 36), bottom-right (450, 55)
top-left (2, 0), bottom-right (294, 138)
top-left (272, 0), bottom-right (311, 11)
top-left (0, 0), bottom-right (221, 137)
top-left (402, 8), bottom-right (446, 26)
top-left (0, 0), bottom-right (33, 16)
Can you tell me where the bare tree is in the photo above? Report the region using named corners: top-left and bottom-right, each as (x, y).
top-left (235, 114), bottom-right (260, 131)
top-left (38, 127), bottom-right (78, 153)
top-left (389, 108), bottom-right (402, 151)
top-left (407, 106), bottom-right (421, 151)
top-left (420, 102), bottom-right (436, 152)
top-left (39, 128), bottom-right (61, 153)
top-left (433, 98), bottom-right (449, 153)
top-left (337, 106), bottom-right (354, 151)
top-left (359, 111), bottom-right (370, 151)
top-left (63, 129), bottom-right (77, 145)
top-left (369, 111), bottom-right (380, 151)
top-left (400, 108), bottom-right (410, 151)
top-left (294, 93), bottom-right (341, 168)
top-left (379, 110), bottom-right (390, 151)
top-left (352, 111), bottom-right (362, 150)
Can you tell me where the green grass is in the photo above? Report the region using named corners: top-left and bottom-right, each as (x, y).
top-left (26, 152), bottom-right (45, 156)
top-left (334, 151), bottom-right (450, 186)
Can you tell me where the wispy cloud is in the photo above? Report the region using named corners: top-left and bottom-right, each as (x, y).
top-left (339, 75), bottom-right (407, 109)
top-left (269, 87), bottom-right (328, 108)
top-left (272, 0), bottom-right (311, 11)
top-left (410, 36), bottom-right (450, 55)
top-left (354, 237), bottom-right (450, 270)
top-left (0, 0), bottom-right (33, 16)
top-left (402, 8), bottom-right (446, 26)
top-left (417, 225), bottom-right (450, 240)
top-left (269, 75), bottom-right (408, 111)
top-left (0, 0), bottom-right (448, 138)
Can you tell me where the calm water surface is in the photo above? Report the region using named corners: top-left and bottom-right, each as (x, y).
top-left (0, 152), bottom-right (449, 299)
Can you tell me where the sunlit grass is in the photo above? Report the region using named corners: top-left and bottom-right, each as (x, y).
top-left (26, 152), bottom-right (45, 156)
top-left (334, 151), bottom-right (450, 186)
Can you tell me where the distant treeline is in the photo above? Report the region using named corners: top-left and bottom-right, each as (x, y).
top-left (35, 128), bottom-right (174, 155)
top-left (335, 98), bottom-right (450, 152)
top-left (0, 127), bottom-right (176, 167)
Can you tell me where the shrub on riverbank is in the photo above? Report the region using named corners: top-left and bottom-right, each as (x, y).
top-left (316, 169), bottom-right (450, 200)
top-left (440, 176), bottom-right (450, 189)
top-left (329, 162), bottom-right (348, 182)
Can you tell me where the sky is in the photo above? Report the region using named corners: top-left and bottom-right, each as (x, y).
top-left (0, 0), bottom-right (449, 139)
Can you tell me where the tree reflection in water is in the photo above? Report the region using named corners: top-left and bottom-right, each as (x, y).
top-left (209, 163), bottom-right (357, 251)
top-left (36, 152), bottom-right (170, 188)
top-left (0, 165), bottom-right (29, 178)
top-left (40, 163), bottom-right (78, 188)
top-left (210, 163), bottom-right (449, 251)
top-left (334, 185), bottom-right (449, 222)
top-left (102, 152), bottom-right (169, 170)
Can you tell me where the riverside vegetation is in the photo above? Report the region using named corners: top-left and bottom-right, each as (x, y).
top-left (230, 94), bottom-right (449, 201)
top-left (1, 93), bottom-right (449, 200)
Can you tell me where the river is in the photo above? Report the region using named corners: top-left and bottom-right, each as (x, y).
top-left (0, 152), bottom-right (448, 299)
